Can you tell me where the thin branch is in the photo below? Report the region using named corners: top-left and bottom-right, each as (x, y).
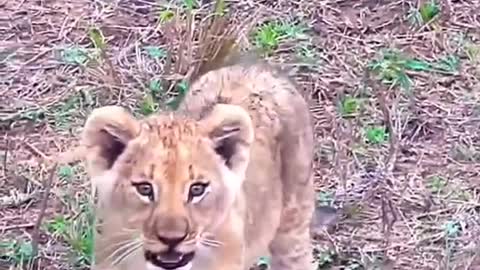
top-left (30, 162), bottom-right (58, 262)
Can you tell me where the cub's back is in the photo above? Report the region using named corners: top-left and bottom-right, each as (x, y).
top-left (177, 60), bottom-right (315, 266)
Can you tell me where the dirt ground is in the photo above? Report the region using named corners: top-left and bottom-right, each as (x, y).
top-left (1, 0), bottom-right (479, 269)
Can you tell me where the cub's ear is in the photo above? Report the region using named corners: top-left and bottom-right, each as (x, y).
top-left (81, 106), bottom-right (140, 178)
top-left (200, 104), bottom-right (254, 177)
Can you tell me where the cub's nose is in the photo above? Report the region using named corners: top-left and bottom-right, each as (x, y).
top-left (154, 216), bottom-right (189, 248)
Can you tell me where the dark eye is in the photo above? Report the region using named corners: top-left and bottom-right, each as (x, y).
top-left (189, 182), bottom-right (209, 199)
top-left (132, 182), bottom-right (154, 200)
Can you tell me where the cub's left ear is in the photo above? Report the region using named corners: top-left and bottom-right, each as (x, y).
top-left (200, 104), bottom-right (254, 177)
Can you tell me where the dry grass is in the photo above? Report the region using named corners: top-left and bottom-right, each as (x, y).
top-left (1, 0), bottom-right (480, 269)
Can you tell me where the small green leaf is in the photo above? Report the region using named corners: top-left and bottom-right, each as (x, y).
top-left (88, 27), bottom-right (106, 50)
top-left (47, 216), bottom-right (70, 235)
top-left (165, 80), bottom-right (189, 110)
top-left (58, 165), bottom-right (74, 180)
top-left (183, 0), bottom-right (197, 10)
top-left (139, 93), bottom-right (159, 115)
top-left (419, 1), bottom-right (440, 23)
top-left (144, 46), bottom-right (167, 59)
top-left (177, 80), bottom-right (189, 94)
top-left (214, 0), bottom-right (225, 16)
top-left (159, 10), bottom-right (175, 23)
top-left (405, 59), bottom-right (432, 71)
top-left (149, 79), bottom-right (162, 94)
top-left (341, 97), bottom-right (360, 117)
top-left (443, 220), bottom-right (461, 237)
top-left (365, 126), bottom-right (388, 144)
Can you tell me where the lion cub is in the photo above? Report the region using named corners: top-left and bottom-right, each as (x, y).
top-left (81, 57), bottom-right (316, 270)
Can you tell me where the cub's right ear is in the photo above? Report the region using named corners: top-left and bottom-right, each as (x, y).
top-left (81, 106), bottom-right (140, 178)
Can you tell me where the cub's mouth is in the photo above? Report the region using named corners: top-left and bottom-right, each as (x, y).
top-left (145, 250), bottom-right (195, 270)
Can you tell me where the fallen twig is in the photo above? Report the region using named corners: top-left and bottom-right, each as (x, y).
top-left (29, 162), bottom-right (58, 264)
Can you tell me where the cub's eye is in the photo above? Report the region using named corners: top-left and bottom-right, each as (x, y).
top-left (188, 182), bottom-right (210, 203)
top-left (132, 182), bottom-right (154, 200)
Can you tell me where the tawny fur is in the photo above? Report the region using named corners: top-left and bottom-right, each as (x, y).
top-left (81, 58), bottom-right (316, 270)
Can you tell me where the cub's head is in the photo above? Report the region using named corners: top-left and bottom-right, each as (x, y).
top-left (81, 105), bottom-right (253, 270)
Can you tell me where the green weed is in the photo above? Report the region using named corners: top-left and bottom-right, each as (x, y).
top-left (165, 80), bottom-right (189, 110)
top-left (46, 204), bottom-right (95, 267)
top-left (340, 96), bottom-right (361, 117)
top-left (158, 9), bottom-right (175, 23)
top-left (253, 21), bottom-right (308, 53)
top-left (407, 0), bottom-right (440, 26)
top-left (419, 1), bottom-right (441, 23)
top-left (46, 215), bottom-right (70, 237)
top-left (183, 0), bottom-right (198, 11)
top-left (57, 165), bottom-right (75, 181)
top-left (369, 49), bottom-right (459, 90)
top-left (88, 27), bottom-right (106, 51)
top-left (139, 93), bottom-right (160, 116)
top-left (364, 126), bottom-right (388, 144)
top-left (0, 239), bottom-right (34, 266)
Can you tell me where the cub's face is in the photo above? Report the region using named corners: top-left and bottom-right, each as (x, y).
top-left (81, 105), bottom-right (253, 270)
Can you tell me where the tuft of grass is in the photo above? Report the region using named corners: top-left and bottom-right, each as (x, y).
top-left (253, 20), bottom-right (308, 54)
top-left (45, 203), bottom-right (95, 267)
top-left (46, 216), bottom-right (70, 237)
top-left (369, 49), bottom-right (460, 90)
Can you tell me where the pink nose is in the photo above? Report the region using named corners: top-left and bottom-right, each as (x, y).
top-left (154, 216), bottom-right (189, 248)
